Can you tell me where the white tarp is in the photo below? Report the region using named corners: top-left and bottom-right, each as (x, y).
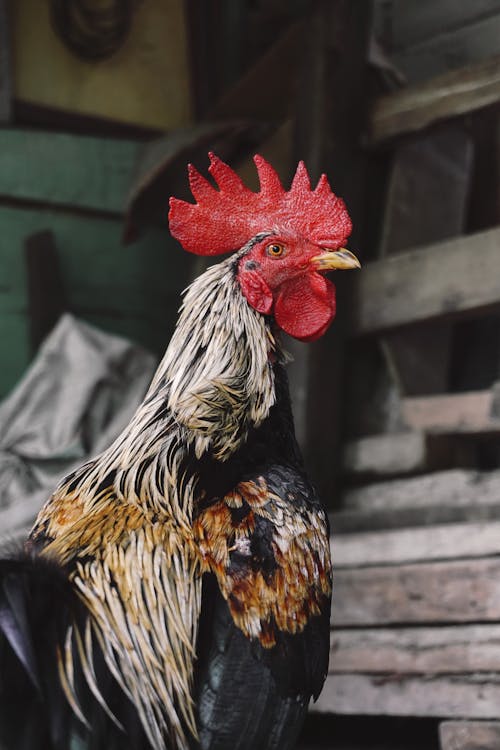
top-left (0, 314), bottom-right (157, 539)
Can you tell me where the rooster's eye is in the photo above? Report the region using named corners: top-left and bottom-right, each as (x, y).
top-left (266, 243), bottom-right (286, 258)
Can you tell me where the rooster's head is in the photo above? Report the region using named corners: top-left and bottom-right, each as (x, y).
top-left (169, 153), bottom-right (360, 342)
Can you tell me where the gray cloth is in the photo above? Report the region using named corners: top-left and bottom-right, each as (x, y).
top-left (0, 314), bottom-right (157, 538)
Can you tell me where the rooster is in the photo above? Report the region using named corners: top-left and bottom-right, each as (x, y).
top-left (0, 154), bottom-right (359, 750)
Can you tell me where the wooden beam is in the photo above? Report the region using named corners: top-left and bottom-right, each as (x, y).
top-left (369, 54), bottom-right (500, 145)
top-left (314, 672), bottom-right (500, 719)
top-left (350, 227), bottom-right (500, 336)
top-left (332, 520), bottom-right (500, 568)
top-left (373, 1), bottom-right (500, 50)
top-left (331, 624), bottom-right (500, 674)
top-left (402, 386), bottom-right (500, 434)
top-left (342, 468), bottom-right (500, 514)
top-left (333, 557), bottom-right (500, 626)
top-left (393, 14), bottom-right (500, 85)
top-left (439, 721), bottom-right (500, 750)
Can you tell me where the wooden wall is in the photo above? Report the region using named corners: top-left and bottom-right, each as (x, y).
top-left (374, 0), bottom-right (500, 82)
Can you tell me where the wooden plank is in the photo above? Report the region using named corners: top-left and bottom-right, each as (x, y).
top-left (341, 431), bottom-right (454, 478)
top-left (350, 227), bottom-right (500, 336)
top-left (373, 0), bottom-right (500, 50)
top-left (331, 624), bottom-right (500, 674)
top-left (0, 129), bottom-right (141, 214)
top-left (380, 128), bottom-right (473, 256)
top-left (333, 557), bottom-right (500, 626)
top-left (369, 55), bottom-right (500, 145)
top-left (393, 14), bottom-right (500, 84)
top-left (332, 521), bottom-right (500, 568)
top-left (342, 468), bottom-right (500, 513)
top-left (331, 502), bottom-right (500, 534)
top-left (439, 721), bottom-right (500, 750)
top-left (377, 128), bottom-right (472, 395)
top-left (402, 386), bottom-right (500, 434)
top-left (313, 672), bottom-right (500, 719)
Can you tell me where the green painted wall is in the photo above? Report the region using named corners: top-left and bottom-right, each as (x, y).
top-left (0, 129), bottom-right (193, 399)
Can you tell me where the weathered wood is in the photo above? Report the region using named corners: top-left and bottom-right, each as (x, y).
top-left (439, 721), bottom-right (500, 750)
top-left (380, 128), bottom-right (473, 256)
top-left (342, 431), bottom-right (426, 477)
top-left (331, 502), bottom-right (500, 534)
top-left (378, 128), bottom-right (472, 395)
top-left (0, 129), bottom-right (141, 214)
top-left (331, 625), bottom-right (500, 674)
top-left (369, 55), bottom-right (500, 145)
top-left (332, 520), bottom-right (500, 567)
top-left (350, 227), bottom-right (500, 336)
top-left (342, 468), bottom-right (500, 513)
top-left (333, 557), bottom-right (500, 626)
top-left (373, 0), bottom-right (500, 50)
top-left (402, 386), bottom-right (500, 434)
top-left (341, 431), bottom-right (454, 478)
top-left (314, 672), bottom-right (500, 719)
top-left (394, 14), bottom-right (500, 84)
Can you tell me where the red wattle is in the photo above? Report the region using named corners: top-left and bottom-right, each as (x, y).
top-left (274, 273), bottom-right (336, 342)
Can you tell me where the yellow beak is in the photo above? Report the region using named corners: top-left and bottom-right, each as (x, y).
top-left (310, 248), bottom-right (361, 271)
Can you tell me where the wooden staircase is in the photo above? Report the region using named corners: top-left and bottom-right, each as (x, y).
top-left (312, 19), bottom-right (500, 750)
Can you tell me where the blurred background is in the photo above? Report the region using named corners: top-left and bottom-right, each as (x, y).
top-left (1, 1), bottom-right (500, 749)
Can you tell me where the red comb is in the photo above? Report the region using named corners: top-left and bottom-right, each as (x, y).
top-left (168, 153), bottom-right (352, 255)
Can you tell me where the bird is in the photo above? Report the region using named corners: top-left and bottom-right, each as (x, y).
top-left (0, 153), bottom-right (359, 750)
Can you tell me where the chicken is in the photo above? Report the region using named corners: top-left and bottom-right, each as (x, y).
top-left (0, 153), bottom-right (359, 750)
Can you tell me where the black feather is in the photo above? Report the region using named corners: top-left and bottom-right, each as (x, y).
top-left (0, 549), bottom-right (149, 750)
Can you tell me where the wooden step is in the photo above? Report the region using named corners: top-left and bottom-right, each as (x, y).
top-left (402, 386), bottom-right (500, 435)
top-left (331, 502), bottom-right (500, 534)
top-left (350, 226), bottom-right (500, 336)
top-left (313, 672), bottom-right (500, 720)
top-left (342, 469), bottom-right (500, 514)
top-left (319, 617), bottom-right (500, 719)
top-left (439, 721), bottom-right (500, 750)
top-left (342, 431), bottom-right (455, 478)
top-left (333, 556), bottom-right (500, 627)
top-left (333, 520), bottom-right (500, 567)
top-left (331, 624), bottom-right (500, 674)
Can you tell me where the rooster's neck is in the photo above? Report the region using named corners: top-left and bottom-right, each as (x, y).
top-left (137, 256), bottom-right (281, 462)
